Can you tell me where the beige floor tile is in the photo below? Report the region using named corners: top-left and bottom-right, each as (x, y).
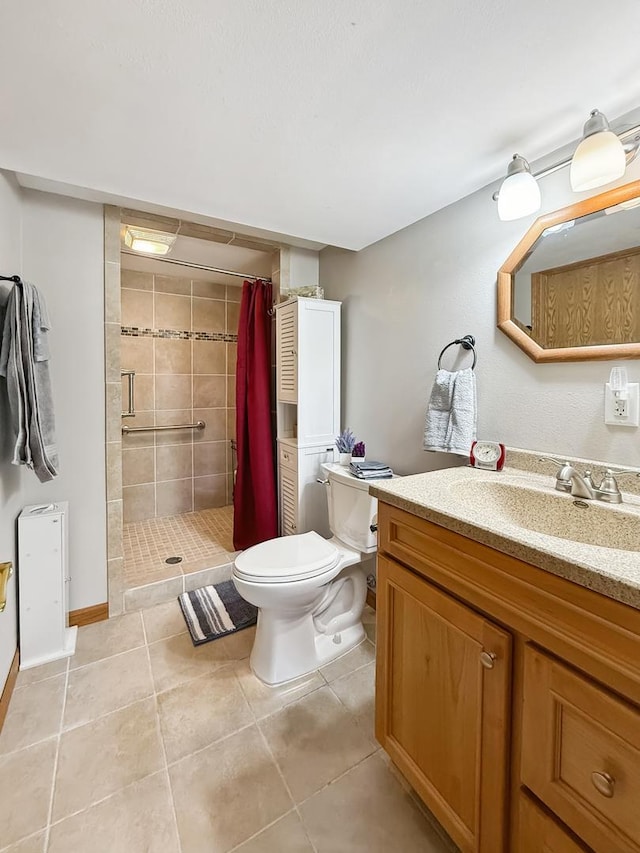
top-left (319, 638), bottom-right (375, 683)
top-left (47, 771), bottom-right (180, 853)
top-left (52, 698), bottom-right (164, 821)
top-left (158, 665), bottom-right (252, 763)
top-left (233, 659), bottom-right (324, 720)
top-left (364, 621), bottom-right (376, 644)
top-left (299, 753), bottom-right (450, 852)
top-left (259, 686), bottom-right (376, 802)
top-left (214, 625), bottom-right (255, 662)
top-left (147, 631), bottom-right (230, 693)
top-left (70, 611), bottom-right (145, 669)
top-left (0, 675), bottom-right (65, 754)
top-left (362, 604), bottom-right (377, 644)
top-left (142, 599), bottom-right (187, 644)
top-left (63, 647), bottom-right (153, 729)
top-left (329, 661), bottom-right (376, 741)
top-left (2, 831), bottom-right (46, 852)
top-left (15, 658), bottom-right (68, 688)
top-left (0, 738), bottom-right (57, 848)
top-left (170, 725), bottom-right (292, 853)
top-left (235, 811), bottom-right (314, 852)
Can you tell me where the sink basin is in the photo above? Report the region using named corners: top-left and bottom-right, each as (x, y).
top-left (448, 479), bottom-right (640, 552)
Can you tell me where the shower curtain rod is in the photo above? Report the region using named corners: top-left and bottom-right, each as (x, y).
top-left (121, 251), bottom-right (272, 282)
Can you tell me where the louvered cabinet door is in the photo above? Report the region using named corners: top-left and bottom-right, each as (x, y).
top-left (279, 466), bottom-right (298, 536)
top-left (276, 302), bottom-right (298, 402)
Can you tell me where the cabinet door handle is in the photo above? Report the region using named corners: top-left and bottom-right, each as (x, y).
top-left (290, 523), bottom-right (297, 531)
top-left (591, 771), bottom-right (615, 798)
top-left (480, 651), bottom-right (497, 669)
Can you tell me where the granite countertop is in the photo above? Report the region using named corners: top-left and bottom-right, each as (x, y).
top-left (369, 465), bottom-right (640, 611)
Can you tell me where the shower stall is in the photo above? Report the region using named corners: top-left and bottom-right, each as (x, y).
top-left (113, 236), bottom-right (275, 606)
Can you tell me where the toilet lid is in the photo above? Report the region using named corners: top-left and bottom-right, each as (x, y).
top-left (234, 531), bottom-right (341, 582)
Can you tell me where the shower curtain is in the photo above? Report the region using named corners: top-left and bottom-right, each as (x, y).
top-left (233, 279), bottom-right (278, 550)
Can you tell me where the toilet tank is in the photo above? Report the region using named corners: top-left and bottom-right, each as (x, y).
top-left (322, 463), bottom-right (378, 553)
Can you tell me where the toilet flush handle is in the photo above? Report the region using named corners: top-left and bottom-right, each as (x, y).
top-left (316, 478), bottom-right (329, 485)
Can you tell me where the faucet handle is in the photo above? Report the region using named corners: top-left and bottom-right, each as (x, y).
top-left (538, 457), bottom-right (573, 492)
top-left (538, 456), bottom-right (569, 467)
top-left (601, 468), bottom-right (640, 479)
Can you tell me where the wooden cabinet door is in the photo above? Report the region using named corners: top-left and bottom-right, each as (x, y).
top-left (276, 301), bottom-right (297, 403)
top-left (518, 794), bottom-right (589, 853)
top-left (376, 554), bottom-right (512, 853)
top-left (522, 645), bottom-right (640, 853)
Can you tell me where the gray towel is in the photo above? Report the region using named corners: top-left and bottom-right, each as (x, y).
top-left (423, 367), bottom-right (477, 456)
top-left (0, 280), bottom-right (59, 482)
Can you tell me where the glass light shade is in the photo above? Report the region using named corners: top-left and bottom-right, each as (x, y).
top-left (123, 226), bottom-right (177, 255)
top-left (570, 130), bottom-right (626, 192)
top-left (497, 171), bottom-right (541, 221)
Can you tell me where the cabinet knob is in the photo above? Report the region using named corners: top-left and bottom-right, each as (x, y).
top-left (290, 523), bottom-right (297, 531)
top-left (480, 651), bottom-right (497, 669)
top-left (591, 771), bottom-right (615, 798)
top-left (290, 349), bottom-right (297, 356)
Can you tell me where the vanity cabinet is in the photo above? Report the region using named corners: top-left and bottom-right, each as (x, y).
top-left (375, 502), bottom-right (640, 853)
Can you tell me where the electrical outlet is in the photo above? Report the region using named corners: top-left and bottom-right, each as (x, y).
top-left (605, 382), bottom-right (640, 426)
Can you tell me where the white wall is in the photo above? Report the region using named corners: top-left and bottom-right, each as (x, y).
top-left (20, 190), bottom-right (107, 610)
top-left (0, 171), bottom-right (26, 688)
top-left (320, 163), bottom-right (640, 476)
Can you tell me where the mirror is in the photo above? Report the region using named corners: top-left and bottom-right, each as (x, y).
top-left (498, 180), bottom-right (640, 362)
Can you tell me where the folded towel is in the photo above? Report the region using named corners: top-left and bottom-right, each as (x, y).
top-left (423, 367), bottom-right (476, 456)
top-left (349, 460), bottom-right (394, 479)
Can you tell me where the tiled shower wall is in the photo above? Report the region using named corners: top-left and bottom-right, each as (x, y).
top-left (120, 269), bottom-right (239, 522)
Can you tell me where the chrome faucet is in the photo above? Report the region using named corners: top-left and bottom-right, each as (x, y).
top-left (539, 457), bottom-right (640, 505)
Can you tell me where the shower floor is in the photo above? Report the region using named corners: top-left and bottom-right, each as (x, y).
top-left (123, 505), bottom-right (236, 589)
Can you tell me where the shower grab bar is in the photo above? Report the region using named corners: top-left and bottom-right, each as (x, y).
top-left (121, 369), bottom-right (136, 418)
top-left (122, 421), bottom-right (206, 434)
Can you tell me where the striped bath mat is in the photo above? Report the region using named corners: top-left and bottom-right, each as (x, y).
top-left (178, 580), bottom-right (257, 646)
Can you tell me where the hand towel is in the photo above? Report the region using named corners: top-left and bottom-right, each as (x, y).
top-left (423, 367), bottom-right (477, 456)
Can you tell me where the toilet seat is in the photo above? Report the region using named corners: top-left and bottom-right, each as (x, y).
top-left (234, 531), bottom-right (341, 584)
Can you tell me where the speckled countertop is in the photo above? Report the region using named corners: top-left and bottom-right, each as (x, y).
top-left (369, 463), bottom-right (640, 611)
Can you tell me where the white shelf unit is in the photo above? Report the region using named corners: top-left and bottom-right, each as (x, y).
top-left (275, 297), bottom-right (341, 535)
top-left (18, 501), bottom-right (77, 669)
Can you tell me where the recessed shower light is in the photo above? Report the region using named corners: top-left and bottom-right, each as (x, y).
top-left (123, 226), bottom-right (178, 255)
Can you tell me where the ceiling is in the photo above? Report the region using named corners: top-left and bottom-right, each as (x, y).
top-left (2, 1), bottom-right (640, 250)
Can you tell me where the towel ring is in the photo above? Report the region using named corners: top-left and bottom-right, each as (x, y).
top-left (437, 335), bottom-right (477, 370)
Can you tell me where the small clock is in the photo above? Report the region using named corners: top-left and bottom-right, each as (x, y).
top-left (470, 440), bottom-right (506, 471)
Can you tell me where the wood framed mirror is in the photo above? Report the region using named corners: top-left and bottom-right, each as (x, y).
top-left (497, 180), bottom-right (640, 362)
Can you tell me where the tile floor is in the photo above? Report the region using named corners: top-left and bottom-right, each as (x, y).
top-left (123, 505), bottom-right (236, 588)
top-left (0, 604), bottom-right (455, 853)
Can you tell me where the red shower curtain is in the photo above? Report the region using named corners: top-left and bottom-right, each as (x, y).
top-left (233, 280), bottom-right (278, 550)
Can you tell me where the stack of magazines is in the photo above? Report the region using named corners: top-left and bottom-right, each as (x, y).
top-left (349, 460), bottom-right (394, 480)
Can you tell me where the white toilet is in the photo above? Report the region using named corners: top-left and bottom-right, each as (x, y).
top-left (232, 462), bottom-right (378, 685)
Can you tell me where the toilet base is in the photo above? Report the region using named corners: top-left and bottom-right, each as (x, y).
top-left (250, 618), bottom-right (366, 686)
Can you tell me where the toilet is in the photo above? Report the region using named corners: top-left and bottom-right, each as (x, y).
top-left (232, 462), bottom-right (378, 685)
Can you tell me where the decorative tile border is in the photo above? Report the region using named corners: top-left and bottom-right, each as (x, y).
top-left (121, 325), bottom-right (238, 343)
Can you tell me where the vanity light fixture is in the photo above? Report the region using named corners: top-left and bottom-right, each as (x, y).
top-left (123, 226), bottom-right (178, 255)
top-left (493, 109), bottom-right (640, 220)
top-left (497, 155), bottom-right (541, 221)
top-left (570, 110), bottom-right (626, 192)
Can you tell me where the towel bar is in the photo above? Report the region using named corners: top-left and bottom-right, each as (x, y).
top-left (122, 421), bottom-right (206, 434)
top-left (437, 335), bottom-right (477, 370)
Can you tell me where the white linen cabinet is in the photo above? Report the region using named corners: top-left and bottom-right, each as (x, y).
top-left (275, 297), bottom-right (341, 536)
